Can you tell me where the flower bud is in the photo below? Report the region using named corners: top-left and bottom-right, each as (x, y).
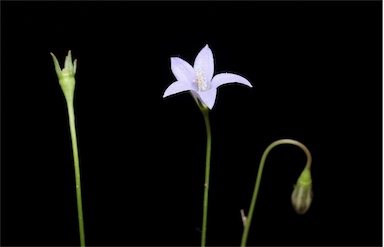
top-left (51, 50), bottom-right (77, 102)
top-left (291, 168), bottom-right (313, 214)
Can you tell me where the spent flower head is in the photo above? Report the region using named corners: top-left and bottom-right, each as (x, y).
top-left (163, 44), bottom-right (252, 110)
top-left (51, 50), bottom-right (77, 102)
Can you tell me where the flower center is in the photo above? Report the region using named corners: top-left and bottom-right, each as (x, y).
top-left (62, 68), bottom-right (69, 76)
top-left (194, 68), bottom-right (210, 92)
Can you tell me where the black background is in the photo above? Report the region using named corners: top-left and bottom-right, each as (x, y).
top-left (1, 1), bottom-right (382, 246)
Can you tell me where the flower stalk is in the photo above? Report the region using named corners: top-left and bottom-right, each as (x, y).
top-left (240, 139), bottom-right (313, 247)
top-left (51, 51), bottom-right (85, 247)
top-left (199, 103), bottom-right (211, 247)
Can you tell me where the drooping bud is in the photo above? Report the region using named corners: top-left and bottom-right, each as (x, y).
top-left (291, 168), bottom-right (313, 214)
top-left (51, 50), bottom-right (77, 103)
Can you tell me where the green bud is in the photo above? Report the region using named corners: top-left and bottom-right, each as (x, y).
top-left (291, 168), bottom-right (313, 214)
top-left (50, 50), bottom-right (77, 102)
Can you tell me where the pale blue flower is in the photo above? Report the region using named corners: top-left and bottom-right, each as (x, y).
top-left (163, 45), bottom-right (253, 110)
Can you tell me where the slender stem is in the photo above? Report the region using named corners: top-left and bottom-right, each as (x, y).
top-left (200, 107), bottom-right (212, 247)
top-left (240, 139), bottom-right (312, 247)
top-left (67, 100), bottom-right (86, 247)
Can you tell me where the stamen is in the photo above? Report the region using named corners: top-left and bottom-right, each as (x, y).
top-left (194, 68), bottom-right (210, 91)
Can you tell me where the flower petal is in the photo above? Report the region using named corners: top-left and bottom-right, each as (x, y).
top-left (193, 44), bottom-right (214, 82)
top-left (211, 73), bottom-right (253, 89)
top-left (163, 80), bottom-right (195, 98)
top-left (171, 57), bottom-right (196, 87)
top-left (196, 88), bottom-right (218, 110)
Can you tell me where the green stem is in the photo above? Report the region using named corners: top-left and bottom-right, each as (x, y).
top-left (240, 139), bottom-right (312, 247)
top-left (66, 100), bottom-right (86, 247)
top-left (200, 106), bottom-right (212, 247)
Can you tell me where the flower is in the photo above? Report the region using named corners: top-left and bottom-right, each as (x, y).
top-left (291, 168), bottom-right (313, 214)
top-left (163, 45), bottom-right (252, 110)
top-left (51, 50), bottom-right (77, 102)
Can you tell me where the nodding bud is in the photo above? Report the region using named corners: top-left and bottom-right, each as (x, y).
top-left (291, 168), bottom-right (313, 214)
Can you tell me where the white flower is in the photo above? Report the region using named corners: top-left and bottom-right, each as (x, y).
top-left (163, 45), bottom-right (252, 109)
